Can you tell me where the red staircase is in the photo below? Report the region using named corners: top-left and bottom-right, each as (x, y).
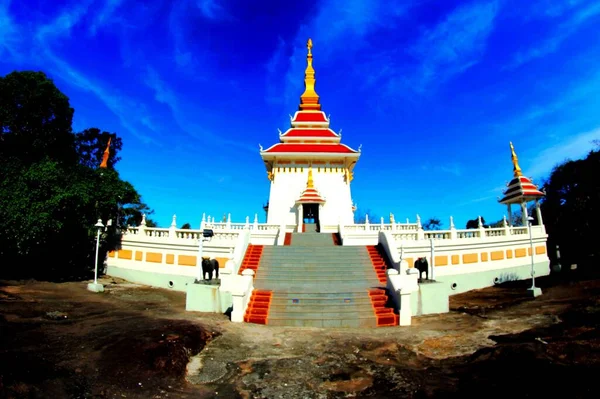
top-left (368, 288), bottom-right (399, 327)
top-left (366, 245), bottom-right (390, 284)
top-left (331, 233), bottom-right (342, 246)
top-left (238, 244), bottom-right (264, 277)
top-left (244, 290), bottom-right (273, 325)
top-left (284, 233), bottom-right (292, 246)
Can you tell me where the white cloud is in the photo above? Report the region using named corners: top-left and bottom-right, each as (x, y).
top-left (35, 0), bottom-right (93, 42)
top-left (421, 162), bottom-right (463, 177)
top-left (526, 127), bottom-right (600, 178)
top-left (409, 1), bottom-right (499, 92)
top-left (0, 0), bottom-right (20, 59)
top-left (275, 0), bottom-right (413, 111)
top-left (196, 0), bottom-right (228, 20)
top-left (31, 4), bottom-right (159, 144)
top-left (144, 67), bottom-right (256, 152)
top-left (508, 1), bottom-right (600, 68)
top-left (90, 0), bottom-right (125, 35)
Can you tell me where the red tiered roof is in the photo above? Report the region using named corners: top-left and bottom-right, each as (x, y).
top-left (262, 143), bottom-right (358, 154)
top-left (499, 176), bottom-right (544, 204)
top-left (296, 186), bottom-right (326, 203)
top-left (280, 128), bottom-right (338, 138)
top-left (260, 39), bottom-right (360, 160)
top-left (292, 112), bottom-right (328, 123)
top-left (498, 142), bottom-right (545, 204)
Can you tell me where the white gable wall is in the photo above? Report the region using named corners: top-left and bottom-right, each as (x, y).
top-left (267, 166), bottom-right (354, 227)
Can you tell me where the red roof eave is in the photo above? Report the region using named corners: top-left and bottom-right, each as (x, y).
top-left (280, 128), bottom-right (339, 138)
top-left (261, 143), bottom-right (359, 154)
top-left (292, 111), bottom-right (328, 123)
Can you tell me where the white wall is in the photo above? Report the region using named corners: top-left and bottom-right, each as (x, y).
top-left (267, 166), bottom-right (354, 227)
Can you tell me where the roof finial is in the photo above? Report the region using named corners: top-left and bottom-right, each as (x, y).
top-left (509, 141), bottom-right (523, 177)
top-left (99, 137), bottom-right (111, 168)
top-left (307, 167), bottom-right (314, 188)
top-left (299, 38), bottom-right (321, 110)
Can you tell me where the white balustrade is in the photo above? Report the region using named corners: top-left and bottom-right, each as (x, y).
top-left (424, 231), bottom-right (451, 240)
top-left (457, 230), bottom-right (480, 239)
top-left (511, 227), bottom-right (528, 235)
top-left (485, 228), bottom-right (506, 237)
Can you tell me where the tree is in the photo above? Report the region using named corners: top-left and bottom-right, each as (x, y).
top-left (75, 128), bottom-right (122, 169)
top-left (507, 203), bottom-right (537, 227)
top-left (423, 217), bottom-right (443, 230)
top-left (180, 223), bottom-right (192, 229)
top-left (0, 70), bottom-right (154, 280)
top-left (465, 217), bottom-right (485, 229)
top-left (541, 148), bottom-right (600, 269)
top-left (0, 71), bottom-right (76, 165)
top-left (354, 209), bottom-right (379, 224)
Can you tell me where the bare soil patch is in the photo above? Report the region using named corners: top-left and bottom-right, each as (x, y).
top-left (1, 272), bottom-right (598, 398)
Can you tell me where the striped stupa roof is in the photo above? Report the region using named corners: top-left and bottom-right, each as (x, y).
top-left (296, 186), bottom-right (326, 204)
top-left (499, 176), bottom-right (544, 204)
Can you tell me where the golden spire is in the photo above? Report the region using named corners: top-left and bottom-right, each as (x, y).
top-left (299, 38), bottom-right (321, 110)
top-left (307, 167), bottom-right (314, 188)
top-left (509, 141), bottom-right (523, 177)
top-left (99, 137), bottom-right (111, 168)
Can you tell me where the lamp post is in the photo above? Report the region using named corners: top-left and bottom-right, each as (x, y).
top-left (87, 219), bottom-right (105, 292)
top-left (527, 216), bottom-right (542, 297)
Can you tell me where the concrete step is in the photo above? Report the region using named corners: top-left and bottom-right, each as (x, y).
top-left (254, 276), bottom-right (380, 283)
top-left (261, 255), bottom-right (371, 259)
top-left (261, 257), bottom-right (368, 262)
top-left (260, 261), bottom-right (372, 266)
top-left (262, 252), bottom-right (367, 257)
top-left (268, 309), bottom-right (378, 319)
top-left (268, 297), bottom-right (374, 305)
top-left (253, 283), bottom-right (382, 292)
top-left (258, 271), bottom-right (375, 277)
top-left (259, 264), bottom-right (373, 270)
top-left (268, 291), bottom-right (373, 298)
top-left (266, 316), bottom-right (378, 328)
top-left (261, 257), bottom-right (371, 262)
top-left (263, 246), bottom-right (365, 252)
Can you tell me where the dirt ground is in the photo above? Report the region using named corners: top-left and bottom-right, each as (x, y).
top-left (1, 271), bottom-right (599, 399)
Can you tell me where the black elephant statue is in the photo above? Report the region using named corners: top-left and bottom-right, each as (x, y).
top-left (201, 258), bottom-right (220, 281)
top-left (414, 257), bottom-right (429, 280)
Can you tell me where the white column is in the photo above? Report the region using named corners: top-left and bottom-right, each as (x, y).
top-left (169, 214), bottom-right (177, 241)
top-left (416, 214), bottom-right (424, 240)
top-left (521, 202), bottom-right (528, 226)
top-left (429, 238), bottom-right (435, 280)
top-left (297, 204), bottom-right (303, 233)
top-left (196, 237), bottom-right (204, 281)
top-left (449, 216), bottom-right (457, 240)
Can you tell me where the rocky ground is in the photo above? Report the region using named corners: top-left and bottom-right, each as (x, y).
top-left (0, 271), bottom-right (598, 398)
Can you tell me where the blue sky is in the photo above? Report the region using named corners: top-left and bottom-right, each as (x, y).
top-left (1, 0), bottom-right (599, 229)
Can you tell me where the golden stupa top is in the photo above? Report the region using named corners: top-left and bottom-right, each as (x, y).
top-left (509, 141), bottom-right (523, 177)
top-left (300, 38), bottom-right (321, 110)
top-left (307, 167), bottom-right (314, 188)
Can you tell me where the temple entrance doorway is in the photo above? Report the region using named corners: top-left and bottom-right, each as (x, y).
top-left (302, 203), bottom-right (320, 232)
